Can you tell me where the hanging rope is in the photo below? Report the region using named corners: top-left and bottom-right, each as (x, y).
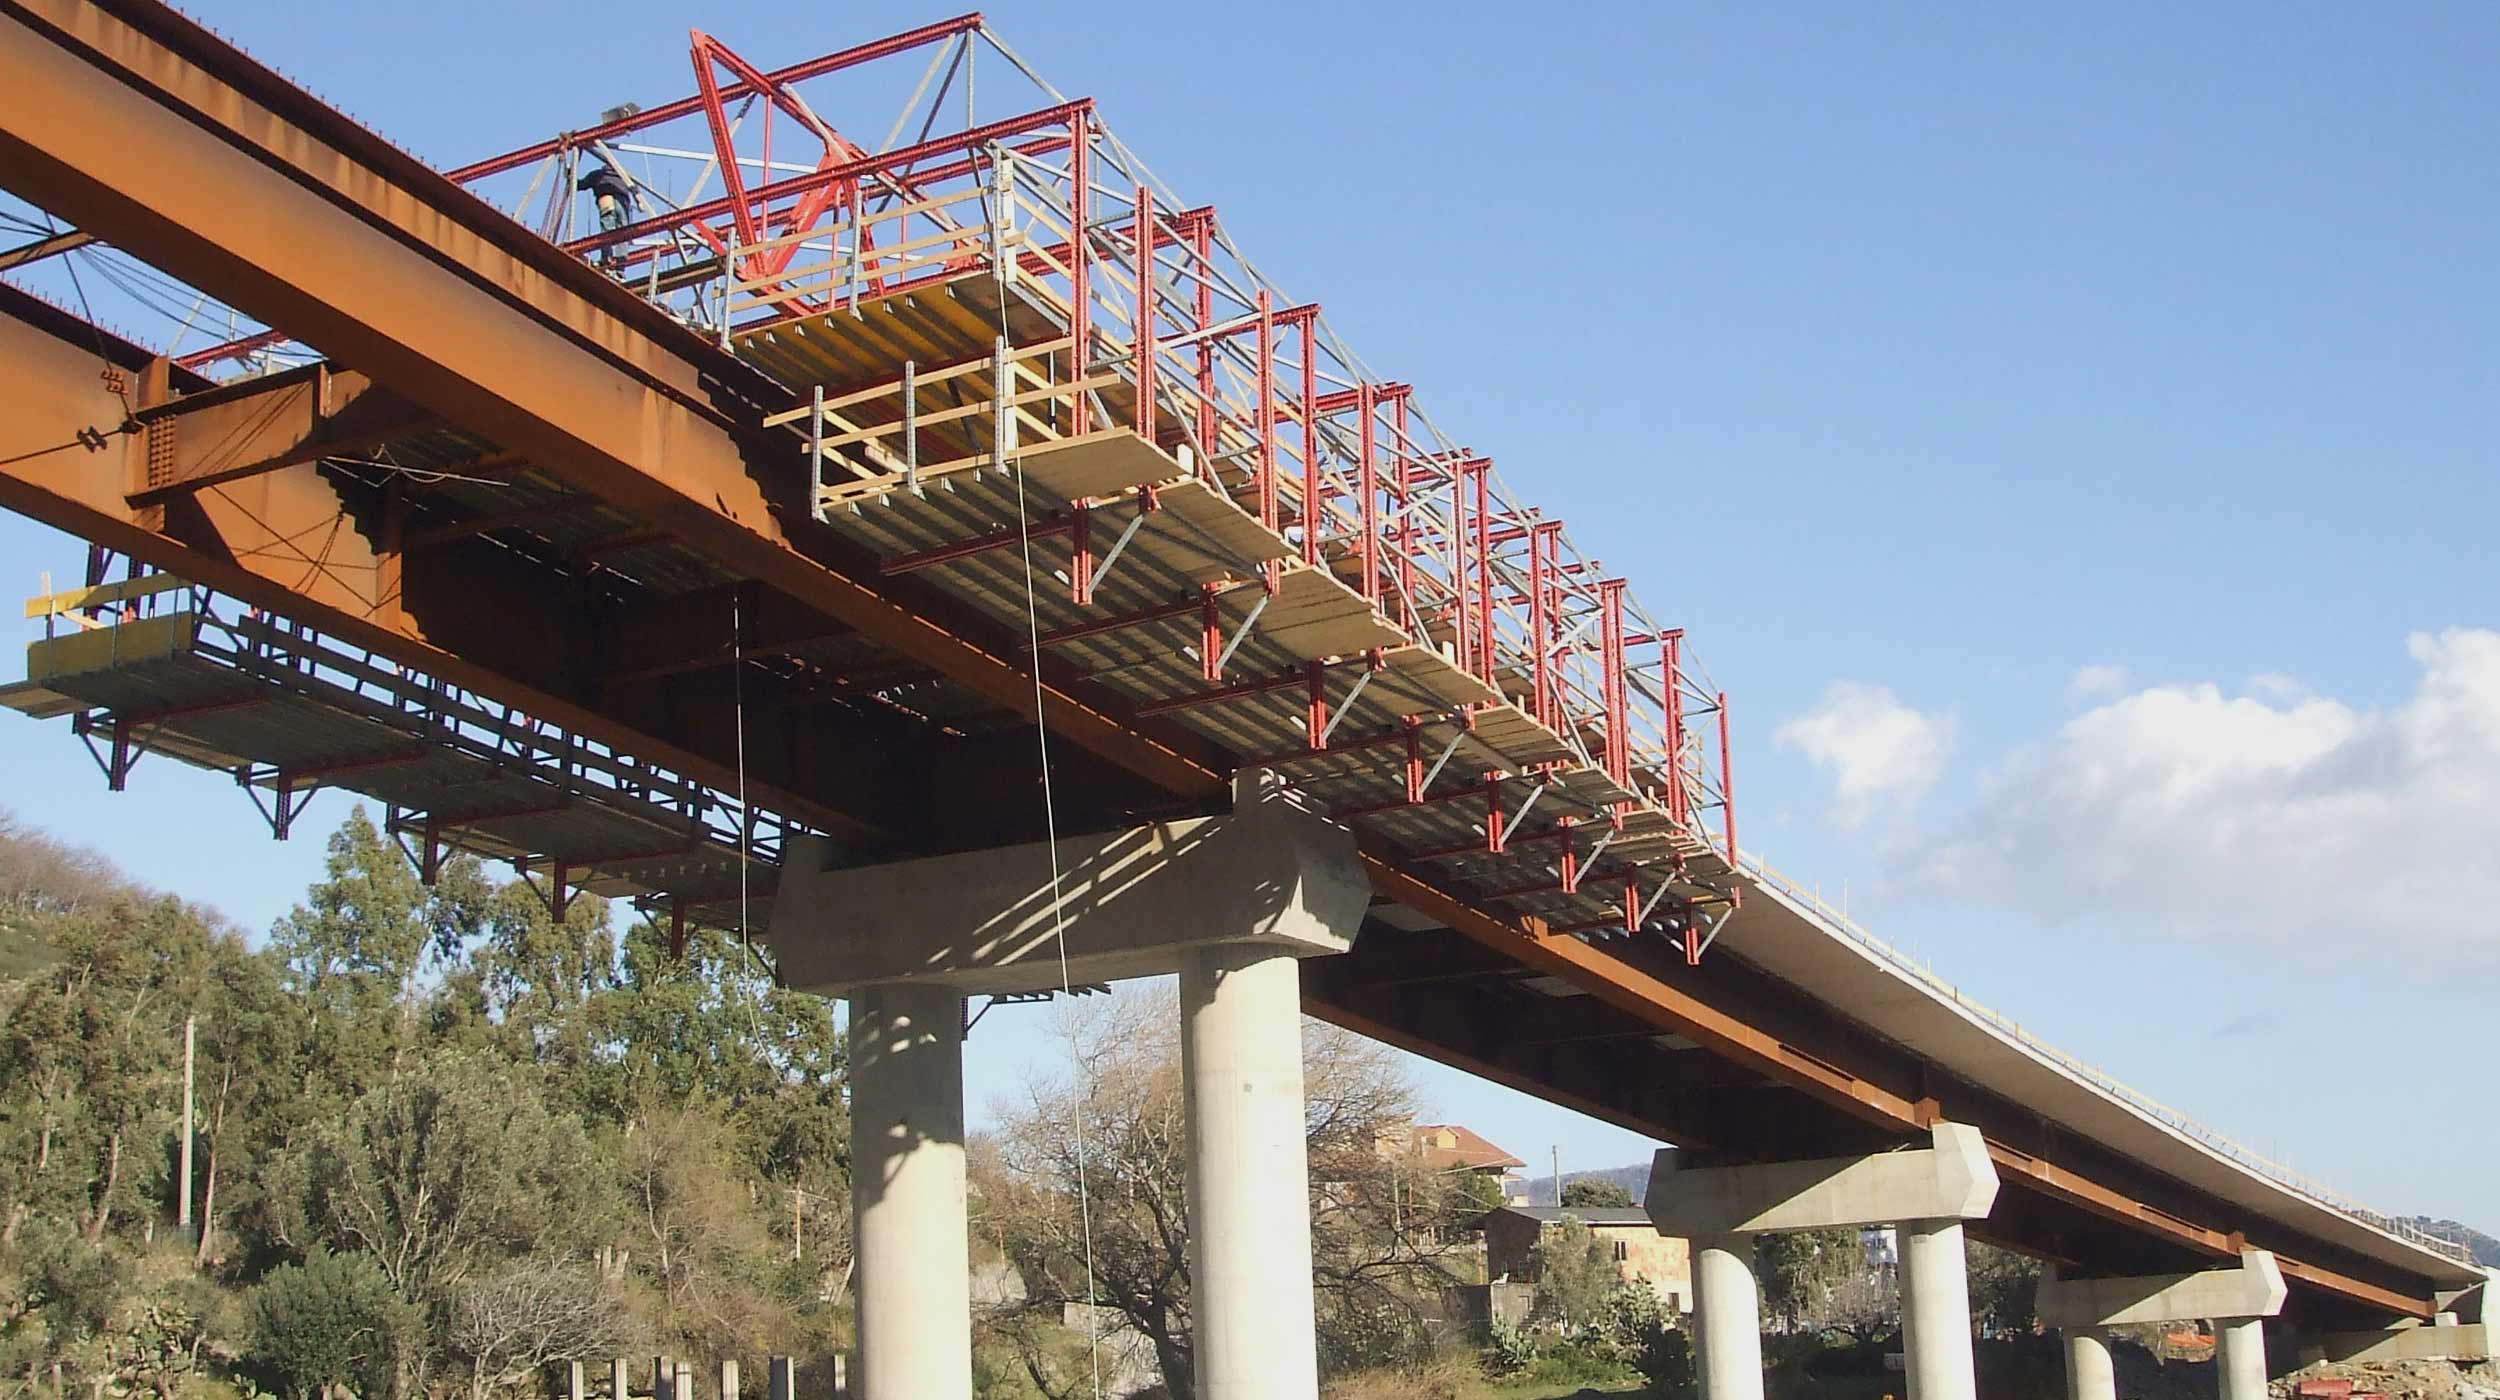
top-left (991, 140), bottom-right (1107, 1399)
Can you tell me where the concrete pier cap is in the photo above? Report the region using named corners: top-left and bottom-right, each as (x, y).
top-left (1644, 1122), bottom-right (2000, 1237)
top-left (2035, 1250), bottom-right (2287, 1330)
top-left (766, 770), bottom-right (1368, 996)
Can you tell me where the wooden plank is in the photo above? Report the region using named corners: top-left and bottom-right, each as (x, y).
top-left (1148, 477), bottom-right (1294, 577)
top-left (1017, 429), bottom-right (1189, 502)
top-left (24, 572), bottom-right (188, 618)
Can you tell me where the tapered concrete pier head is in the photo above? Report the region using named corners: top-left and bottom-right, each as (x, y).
top-left (1648, 1122), bottom-right (2000, 1400)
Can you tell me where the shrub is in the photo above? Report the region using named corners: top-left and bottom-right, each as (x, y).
top-left (245, 1248), bottom-right (413, 1400)
top-left (1483, 1316), bottom-right (1538, 1377)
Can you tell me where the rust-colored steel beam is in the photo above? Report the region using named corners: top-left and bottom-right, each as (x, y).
top-left (1353, 842), bottom-right (2437, 1317)
top-left (0, 0), bottom-right (2451, 1320)
top-left (0, 0), bottom-right (1222, 804)
top-left (127, 362), bottom-right (435, 504)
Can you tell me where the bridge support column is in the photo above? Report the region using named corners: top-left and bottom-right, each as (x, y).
top-left (1649, 1123), bottom-right (1999, 1400)
top-left (2038, 1252), bottom-right (2287, 1400)
top-left (2063, 1327), bottom-right (2116, 1400)
top-left (2216, 1316), bottom-right (2268, 1400)
top-left (1899, 1218), bottom-right (1980, 1400)
top-left (850, 980), bottom-right (971, 1400)
top-left (1690, 1232), bottom-right (1767, 1400)
top-left (1183, 939), bottom-right (1321, 1399)
top-left (774, 772), bottom-right (1365, 1400)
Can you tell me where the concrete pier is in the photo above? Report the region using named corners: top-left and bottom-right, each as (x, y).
top-left (1898, 1218), bottom-right (1979, 1400)
top-left (1182, 939), bottom-right (1320, 1400)
top-left (2063, 1327), bottom-right (2117, 1400)
top-left (1690, 1232), bottom-right (1767, 1400)
top-left (1649, 1123), bottom-right (1998, 1400)
top-left (850, 980), bottom-right (972, 1400)
top-left (2217, 1316), bottom-right (2268, 1400)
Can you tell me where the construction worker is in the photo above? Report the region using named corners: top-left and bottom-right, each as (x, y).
top-left (577, 161), bottom-right (635, 267)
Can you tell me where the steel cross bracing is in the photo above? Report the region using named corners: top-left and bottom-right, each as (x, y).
top-left (0, 1), bottom-right (2478, 1317)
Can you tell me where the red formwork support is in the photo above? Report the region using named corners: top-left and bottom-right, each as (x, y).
top-left (1134, 185), bottom-right (1157, 440)
top-left (1718, 691), bottom-right (1736, 863)
top-left (1069, 115), bottom-right (1093, 436)
top-left (1391, 391), bottom-right (1415, 629)
top-left (412, 17), bottom-right (1752, 958)
top-left (1298, 310), bottom-right (1320, 567)
top-left (1357, 382), bottom-right (1379, 604)
top-left (1256, 290), bottom-right (1277, 531)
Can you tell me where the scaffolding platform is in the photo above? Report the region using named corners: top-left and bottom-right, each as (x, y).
top-left (2, 594), bottom-right (793, 931)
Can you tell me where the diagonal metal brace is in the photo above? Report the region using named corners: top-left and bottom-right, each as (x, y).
top-left (1211, 588), bottom-right (1270, 677)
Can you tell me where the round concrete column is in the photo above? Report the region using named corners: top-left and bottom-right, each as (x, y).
top-left (1180, 941), bottom-right (1319, 1400)
top-left (2216, 1316), bottom-right (2269, 1400)
top-left (1897, 1218), bottom-right (1980, 1400)
top-left (2064, 1327), bottom-right (2117, 1400)
top-left (850, 981), bottom-right (971, 1400)
top-left (1691, 1232), bottom-right (1766, 1400)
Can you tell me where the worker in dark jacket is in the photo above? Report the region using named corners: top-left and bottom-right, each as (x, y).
top-left (578, 161), bottom-right (636, 234)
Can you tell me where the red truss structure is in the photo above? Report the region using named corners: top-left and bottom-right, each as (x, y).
top-left (130, 14), bottom-right (1745, 962)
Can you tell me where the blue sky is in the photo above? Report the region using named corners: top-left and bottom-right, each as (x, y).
top-left (2, 1), bottom-right (2494, 1228)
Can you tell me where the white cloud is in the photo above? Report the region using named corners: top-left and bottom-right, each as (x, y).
top-left (1915, 628), bottom-right (2500, 961)
top-left (2068, 664), bottom-right (2130, 702)
top-left (1774, 682), bottom-right (1954, 827)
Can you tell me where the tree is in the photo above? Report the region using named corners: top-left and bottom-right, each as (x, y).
top-left (980, 989), bottom-right (1445, 1399)
top-left (265, 1050), bottom-right (613, 1317)
top-left (1754, 1228), bottom-right (1865, 1330)
top-left (1967, 1241), bottom-right (2039, 1336)
top-left (1816, 1262), bottom-right (1896, 1342)
top-left (246, 1248), bottom-right (415, 1400)
top-left (1560, 1178), bottom-right (1636, 1211)
top-left (1529, 1216), bottom-right (1616, 1334)
top-left (267, 808), bottom-right (492, 1092)
top-left (447, 1261), bottom-right (637, 1400)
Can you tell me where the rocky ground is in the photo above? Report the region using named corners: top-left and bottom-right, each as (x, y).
top-left (2270, 1358), bottom-right (2500, 1400)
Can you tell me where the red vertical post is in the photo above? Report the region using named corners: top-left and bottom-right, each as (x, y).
top-left (1717, 690), bottom-right (1736, 863)
top-left (1299, 311), bottom-right (1320, 567)
top-left (1357, 383), bottom-right (1379, 604)
top-left (1306, 660), bottom-right (1328, 751)
top-left (1527, 522), bottom-right (1551, 727)
top-left (1558, 816), bottom-right (1579, 895)
top-left (1472, 462), bottom-right (1495, 683)
top-left (1601, 580), bottom-right (1628, 786)
top-left (1403, 724), bottom-right (1424, 804)
top-left (1193, 213), bottom-right (1216, 479)
top-left (1665, 632), bottom-right (1686, 823)
top-left (1622, 873), bottom-right (1640, 936)
top-left (1070, 499), bottom-right (1094, 605)
top-left (1255, 291), bottom-right (1277, 532)
top-left (1484, 774), bottom-right (1504, 853)
top-left (1133, 185), bottom-right (1156, 441)
top-left (1392, 392), bottom-right (1415, 630)
top-left (1201, 585), bottom-right (1222, 681)
top-left (1448, 456), bottom-right (1469, 672)
top-left (1069, 118), bottom-right (1092, 435)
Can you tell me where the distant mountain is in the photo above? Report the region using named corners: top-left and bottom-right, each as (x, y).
top-left (1517, 1162), bottom-right (1650, 1207)
top-left (2403, 1217), bottom-right (2500, 1268)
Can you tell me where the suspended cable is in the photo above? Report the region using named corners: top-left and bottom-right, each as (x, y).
top-left (990, 157), bottom-right (1106, 1398)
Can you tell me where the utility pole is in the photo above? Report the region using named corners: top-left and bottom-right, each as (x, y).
top-left (1552, 1145), bottom-right (1561, 1206)
top-left (177, 1014), bottom-right (195, 1237)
